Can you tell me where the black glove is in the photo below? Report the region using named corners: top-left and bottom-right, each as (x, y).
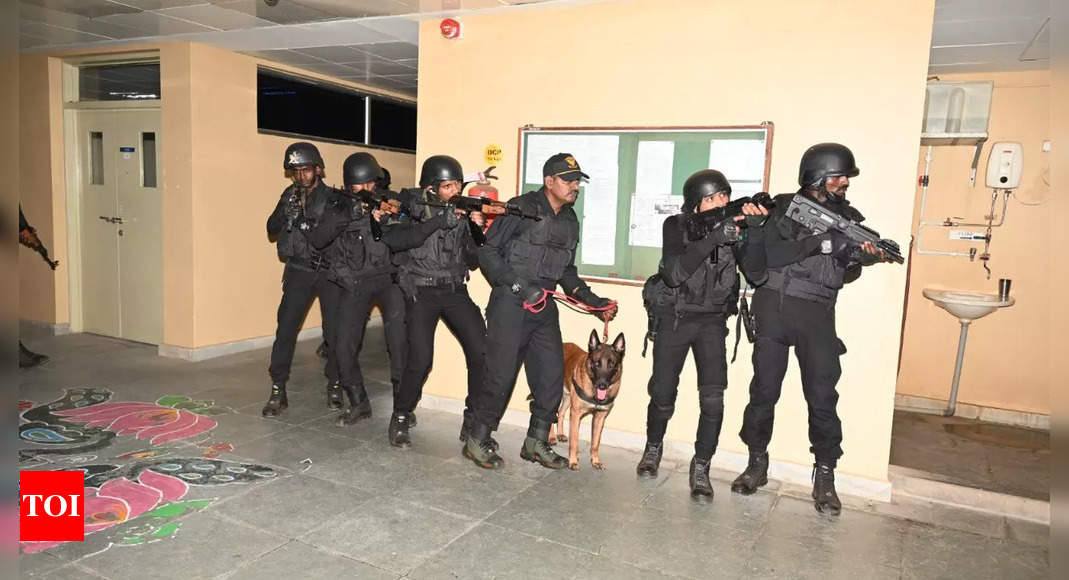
top-left (574, 286), bottom-right (610, 308)
top-left (284, 191), bottom-right (302, 222)
top-left (707, 219), bottom-right (742, 245)
top-left (511, 279), bottom-right (545, 305)
top-left (294, 215), bottom-right (314, 232)
top-left (744, 214), bottom-right (769, 228)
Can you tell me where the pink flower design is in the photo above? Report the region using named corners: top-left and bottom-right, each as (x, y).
top-left (20, 470), bottom-right (188, 554)
top-left (54, 403), bottom-right (217, 445)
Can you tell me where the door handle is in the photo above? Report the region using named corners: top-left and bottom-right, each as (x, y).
top-left (98, 216), bottom-right (124, 224)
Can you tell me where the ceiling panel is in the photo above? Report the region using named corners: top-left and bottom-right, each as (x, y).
top-left (120, 0), bottom-right (208, 8)
top-left (20, 3), bottom-right (149, 39)
top-left (244, 49), bottom-right (330, 67)
top-left (293, 45), bottom-right (369, 63)
top-left (157, 4), bottom-right (277, 31)
top-left (289, 0), bottom-right (414, 19)
top-left (21, 0), bottom-right (139, 19)
top-left (931, 17), bottom-right (1047, 47)
top-left (213, 0), bottom-right (336, 25)
top-left (95, 12), bottom-right (219, 35)
top-left (355, 41), bottom-right (419, 60)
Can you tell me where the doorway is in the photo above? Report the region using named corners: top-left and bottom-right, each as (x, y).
top-left (73, 108), bottom-right (163, 345)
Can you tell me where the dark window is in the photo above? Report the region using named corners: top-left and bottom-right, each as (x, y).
top-left (142, 132), bottom-right (157, 188)
top-left (89, 131), bottom-right (104, 185)
top-left (369, 98), bottom-right (417, 151)
top-left (257, 69), bottom-right (366, 145)
top-left (79, 63), bottom-right (160, 101)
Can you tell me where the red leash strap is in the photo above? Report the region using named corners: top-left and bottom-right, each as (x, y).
top-left (522, 289), bottom-right (618, 340)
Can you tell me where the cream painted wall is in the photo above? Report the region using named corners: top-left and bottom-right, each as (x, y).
top-left (17, 43), bottom-right (417, 350)
top-left (898, 71), bottom-right (1051, 415)
top-left (416, 0), bottom-right (935, 481)
top-left (17, 55), bottom-right (66, 326)
top-left (183, 43), bottom-right (417, 348)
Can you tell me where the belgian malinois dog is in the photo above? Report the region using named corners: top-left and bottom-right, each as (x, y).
top-left (548, 330), bottom-right (625, 470)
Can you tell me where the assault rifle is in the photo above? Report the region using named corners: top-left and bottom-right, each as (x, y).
top-left (684, 191), bottom-right (775, 241)
top-left (413, 194), bottom-right (541, 247)
top-left (341, 188), bottom-right (407, 241)
top-left (34, 242), bottom-right (59, 270)
top-left (784, 194), bottom-right (904, 264)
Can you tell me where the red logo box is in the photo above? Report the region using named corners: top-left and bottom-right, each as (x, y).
top-left (19, 471), bottom-right (85, 542)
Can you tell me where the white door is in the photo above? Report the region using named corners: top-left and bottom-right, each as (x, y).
top-left (77, 109), bottom-right (163, 344)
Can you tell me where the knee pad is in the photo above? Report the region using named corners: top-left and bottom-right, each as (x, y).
top-left (698, 385), bottom-right (725, 412)
top-left (649, 400), bottom-right (675, 420)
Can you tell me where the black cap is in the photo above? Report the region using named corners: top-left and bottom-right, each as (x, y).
top-left (542, 153), bottom-right (589, 182)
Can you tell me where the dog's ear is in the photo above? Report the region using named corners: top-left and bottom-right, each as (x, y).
top-left (589, 329), bottom-right (600, 351)
top-left (612, 332), bottom-right (626, 354)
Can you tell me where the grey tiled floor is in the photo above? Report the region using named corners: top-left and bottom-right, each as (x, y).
top-left (17, 327), bottom-right (1049, 579)
top-left (889, 410), bottom-right (1049, 500)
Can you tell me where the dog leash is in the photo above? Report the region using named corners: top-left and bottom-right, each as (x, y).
top-left (523, 289), bottom-right (618, 341)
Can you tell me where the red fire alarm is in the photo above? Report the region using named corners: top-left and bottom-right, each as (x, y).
top-left (440, 18), bottom-right (462, 39)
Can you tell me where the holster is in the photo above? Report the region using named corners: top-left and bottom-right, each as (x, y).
top-left (642, 312), bottom-right (658, 358)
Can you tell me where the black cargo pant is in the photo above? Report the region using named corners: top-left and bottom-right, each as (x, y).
top-left (473, 288), bottom-right (565, 431)
top-left (335, 273), bottom-right (407, 393)
top-left (393, 284), bottom-right (486, 416)
top-left (740, 287), bottom-right (844, 466)
top-left (646, 312), bottom-right (729, 461)
top-left (268, 264), bottom-right (342, 386)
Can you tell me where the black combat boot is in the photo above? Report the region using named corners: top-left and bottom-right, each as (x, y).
top-left (261, 383), bottom-right (288, 417)
top-left (336, 384), bottom-right (372, 426)
top-left (463, 421), bottom-right (504, 469)
top-left (689, 456), bottom-right (714, 497)
top-left (326, 380), bottom-right (343, 410)
top-left (19, 341), bottom-right (49, 369)
top-left (388, 413), bottom-right (412, 448)
top-left (731, 450), bottom-right (769, 495)
top-left (459, 414), bottom-right (499, 450)
top-left (635, 441), bottom-right (663, 477)
top-left (520, 417), bottom-right (568, 469)
top-left (812, 462), bottom-right (842, 516)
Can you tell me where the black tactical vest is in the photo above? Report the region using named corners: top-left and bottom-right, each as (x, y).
top-left (277, 182), bottom-right (333, 265)
top-left (504, 190), bottom-right (578, 284)
top-left (399, 189), bottom-right (472, 284)
top-left (327, 201), bottom-right (396, 290)
top-left (765, 192), bottom-right (864, 304)
top-left (651, 218), bottom-right (740, 316)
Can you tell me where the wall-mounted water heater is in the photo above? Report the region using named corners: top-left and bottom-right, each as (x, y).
top-left (985, 142), bottom-right (1023, 189)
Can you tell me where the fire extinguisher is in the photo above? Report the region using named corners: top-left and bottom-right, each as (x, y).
top-left (466, 166), bottom-right (499, 232)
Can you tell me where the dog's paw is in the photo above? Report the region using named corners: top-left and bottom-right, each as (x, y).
top-left (569, 462), bottom-right (580, 471)
top-left (557, 434), bottom-right (568, 443)
top-left (591, 460), bottom-right (605, 471)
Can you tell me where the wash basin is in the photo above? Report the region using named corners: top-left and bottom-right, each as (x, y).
top-left (922, 288), bottom-right (1015, 322)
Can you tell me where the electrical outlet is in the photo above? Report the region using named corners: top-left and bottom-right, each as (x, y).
top-left (948, 229), bottom-right (985, 241)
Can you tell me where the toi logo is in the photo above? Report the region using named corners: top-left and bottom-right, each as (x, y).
top-left (20, 471), bottom-right (85, 542)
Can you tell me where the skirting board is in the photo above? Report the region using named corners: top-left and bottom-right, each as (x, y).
top-left (895, 394), bottom-right (1050, 431)
top-left (417, 393), bottom-right (893, 502)
top-left (20, 319), bottom-right (71, 336)
top-left (157, 318), bottom-right (384, 362)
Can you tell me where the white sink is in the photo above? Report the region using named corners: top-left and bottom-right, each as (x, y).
top-left (922, 288), bottom-right (1015, 322)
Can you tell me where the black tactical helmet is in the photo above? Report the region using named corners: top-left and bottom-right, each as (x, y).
top-left (283, 142), bottom-right (324, 170)
top-left (419, 155), bottom-right (464, 188)
top-left (342, 152), bottom-right (381, 188)
top-left (376, 167), bottom-right (391, 190)
top-left (798, 143), bottom-right (859, 188)
top-left (682, 169), bottom-right (732, 213)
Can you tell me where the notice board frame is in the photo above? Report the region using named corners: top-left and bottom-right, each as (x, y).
top-left (515, 123), bottom-right (775, 286)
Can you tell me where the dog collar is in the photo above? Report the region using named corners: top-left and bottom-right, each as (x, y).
top-left (573, 378), bottom-right (616, 407)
